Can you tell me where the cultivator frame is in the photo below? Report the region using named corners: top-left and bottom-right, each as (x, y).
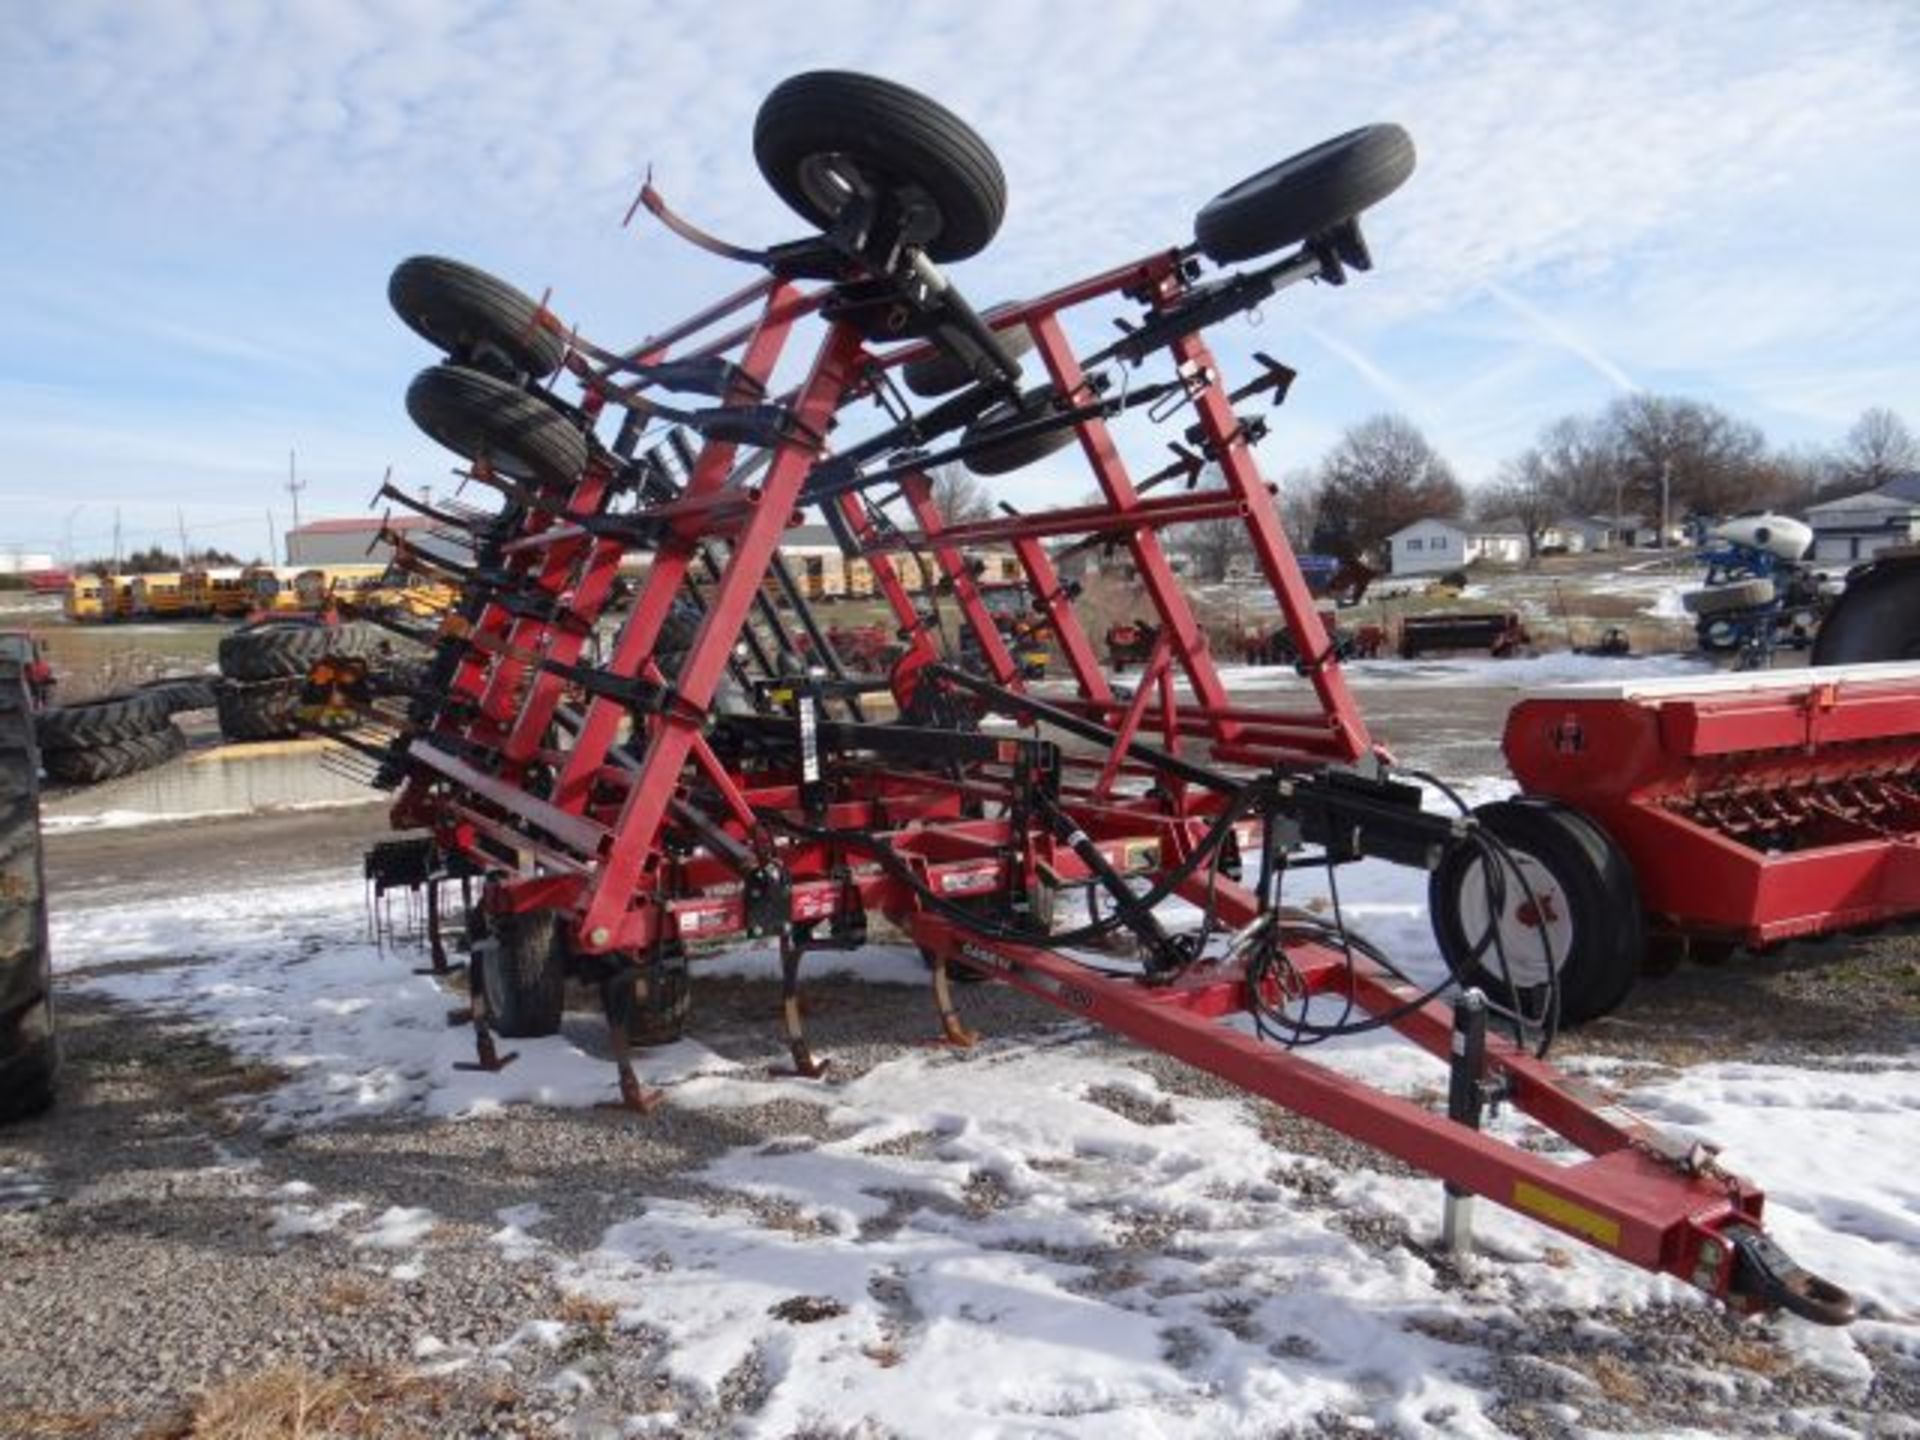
top-left (340, 72), bottom-right (1855, 1324)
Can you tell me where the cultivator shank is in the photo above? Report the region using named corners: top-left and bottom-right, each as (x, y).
top-left (335, 71), bottom-right (1856, 1324)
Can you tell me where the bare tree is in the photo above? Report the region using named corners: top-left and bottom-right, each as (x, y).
top-left (1599, 393), bottom-right (1776, 524)
top-left (1832, 407), bottom-right (1920, 494)
top-left (1314, 414), bottom-right (1465, 558)
top-left (1174, 517), bottom-right (1253, 582)
top-left (1527, 415), bottom-right (1617, 517)
top-left (927, 466), bottom-right (993, 526)
top-left (1475, 453), bottom-right (1560, 562)
top-left (1277, 467), bottom-right (1323, 551)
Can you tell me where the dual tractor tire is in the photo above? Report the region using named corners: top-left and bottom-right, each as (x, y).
top-left (1, 659), bottom-right (56, 1123)
top-left (1429, 798), bottom-right (1643, 1027)
top-left (1812, 556), bottom-right (1920, 665)
top-left (34, 681), bottom-right (205, 787)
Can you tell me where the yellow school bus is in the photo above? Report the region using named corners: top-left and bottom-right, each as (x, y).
top-left (204, 568), bottom-right (258, 618)
top-left (129, 572), bottom-right (202, 619)
top-left (65, 575), bottom-right (109, 622)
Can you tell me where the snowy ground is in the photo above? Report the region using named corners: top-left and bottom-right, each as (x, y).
top-left (32, 797), bottom-right (1920, 1437)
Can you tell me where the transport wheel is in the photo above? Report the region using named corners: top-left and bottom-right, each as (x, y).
top-left (1812, 557), bottom-right (1920, 664)
top-left (901, 306), bottom-right (1035, 397)
top-left (40, 724), bottom-right (186, 785)
top-left (754, 71), bottom-right (1007, 263)
top-left (626, 955), bottom-right (691, 1047)
top-left (1194, 124), bottom-right (1415, 265)
top-left (1, 658), bottom-right (56, 1123)
top-left (1682, 578), bottom-right (1775, 616)
top-left (34, 690), bottom-right (171, 751)
top-left (961, 388), bottom-right (1079, 477)
top-left (477, 905), bottom-right (567, 1039)
top-left (1429, 798), bottom-right (1642, 1026)
top-left (388, 255), bottom-right (566, 378)
top-left (406, 363), bottom-right (591, 490)
top-left (219, 620), bottom-right (375, 683)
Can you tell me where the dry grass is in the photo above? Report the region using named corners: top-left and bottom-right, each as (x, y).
top-left (142, 1364), bottom-right (444, 1440)
top-left (0, 1408), bottom-right (119, 1438)
top-left (315, 1274), bottom-right (386, 1315)
top-left (555, 1292), bottom-right (620, 1329)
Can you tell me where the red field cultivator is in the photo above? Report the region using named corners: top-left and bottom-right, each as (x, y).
top-left (337, 72), bottom-right (1859, 1324)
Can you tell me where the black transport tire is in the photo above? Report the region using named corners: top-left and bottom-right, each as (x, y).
top-left (961, 388), bottom-right (1079, 477)
top-left (219, 621), bottom-right (374, 683)
top-left (407, 363), bottom-right (591, 490)
top-left (34, 690), bottom-right (171, 751)
top-left (139, 677), bottom-right (219, 715)
top-left (1, 659), bottom-right (56, 1122)
top-left (214, 678), bottom-right (304, 742)
top-left (754, 71), bottom-right (1007, 263)
top-left (1429, 798), bottom-right (1642, 1026)
top-left (627, 959), bottom-right (691, 1047)
top-left (41, 724), bottom-right (187, 785)
top-left (1697, 617), bottom-right (1744, 653)
top-left (1812, 558), bottom-right (1920, 664)
top-left (1195, 124), bottom-right (1416, 265)
top-left (389, 255), bottom-right (566, 378)
top-left (901, 307), bottom-right (1035, 397)
top-left (1682, 578), bottom-right (1775, 617)
top-left (479, 907), bottom-right (567, 1039)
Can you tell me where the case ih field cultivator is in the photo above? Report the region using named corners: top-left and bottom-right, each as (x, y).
top-left (322, 71), bottom-right (1880, 1326)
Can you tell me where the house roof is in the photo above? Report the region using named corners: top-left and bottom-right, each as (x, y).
top-left (1472, 516), bottom-right (1529, 536)
top-left (1806, 489), bottom-right (1912, 514)
top-left (1385, 517), bottom-right (1467, 541)
top-left (1880, 472), bottom-right (1920, 502)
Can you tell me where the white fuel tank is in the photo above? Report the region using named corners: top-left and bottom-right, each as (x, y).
top-left (1709, 513), bottom-right (1812, 562)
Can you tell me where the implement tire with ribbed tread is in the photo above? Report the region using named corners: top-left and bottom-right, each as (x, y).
top-left (34, 690), bottom-right (170, 751)
top-left (477, 906), bottom-right (567, 1039)
top-left (1195, 124), bottom-right (1416, 264)
top-left (389, 255), bottom-right (567, 378)
top-left (1, 657), bottom-right (56, 1123)
top-left (406, 363), bottom-right (591, 490)
top-left (754, 71), bottom-right (1007, 263)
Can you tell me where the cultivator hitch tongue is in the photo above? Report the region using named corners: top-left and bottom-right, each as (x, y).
top-left (334, 68), bottom-right (1862, 1328)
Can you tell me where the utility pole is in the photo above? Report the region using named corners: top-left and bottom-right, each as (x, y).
top-left (266, 510), bottom-right (278, 567)
top-left (1659, 459), bottom-right (1673, 551)
top-left (112, 507), bottom-right (122, 573)
top-left (62, 505), bottom-right (83, 568)
top-left (177, 508), bottom-right (190, 568)
top-left (286, 448), bottom-right (306, 549)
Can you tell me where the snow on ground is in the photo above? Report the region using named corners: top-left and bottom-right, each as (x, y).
top-left (1203, 651), bottom-right (1715, 693)
top-left (49, 823), bottom-right (1920, 1435)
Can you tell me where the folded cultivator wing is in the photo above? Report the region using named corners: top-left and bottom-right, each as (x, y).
top-left (343, 71), bottom-right (1854, 1325)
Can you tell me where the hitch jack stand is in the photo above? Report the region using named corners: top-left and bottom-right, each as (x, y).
top-left (1442, 988), bottom-right (1494, 1259)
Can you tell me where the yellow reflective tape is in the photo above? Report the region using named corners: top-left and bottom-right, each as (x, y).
top-left (1512, 1182), bottom-right (1621, 1249)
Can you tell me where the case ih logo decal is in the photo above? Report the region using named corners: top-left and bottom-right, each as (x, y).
top-left (1550, 714), bottom-right (1585, 755)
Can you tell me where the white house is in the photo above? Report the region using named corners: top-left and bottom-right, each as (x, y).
top-left (1386, 517), bottom-right (1531, 575)
top-left (1805, 476), bottom-right (1920, 565)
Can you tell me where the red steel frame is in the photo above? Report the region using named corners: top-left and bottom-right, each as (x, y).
top-left (380, 236), bottom-right (1852, 1319)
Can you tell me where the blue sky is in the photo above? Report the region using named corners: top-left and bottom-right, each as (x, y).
top-left (3, 0), bottom-right (1916, 563)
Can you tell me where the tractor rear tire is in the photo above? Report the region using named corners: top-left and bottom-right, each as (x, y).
top-left (1195, 124), bottom-right (1416, 264)
top-left (34, 690), bottom-right (171, 751)
top-left (1429, 798), bottom-right (1642, 1026)
top-left (1813, 556), bottom-right (1920, 664)
top-left (214, 678), bottom-right (305, 742)
top-left (406, 363), bottom-right (591, 490)
top-left (901, 307), bottom-right (1035, 397)
top-left (478, 907), bottom-right (567, 1039)
top-left (1, 658), bottom-right (56, 1123)
top-left (754, 71), bottom-right (1007, 263)
top-left (389, 255), bottom-right (566, 379)
top-left (220, 621), bottom-right (374, 682)
top-left (1682, 578), bottom-right (1775, 616)
top-left (41, 724), bottom-right (187, 785)
top-left (140, 677), bottom-right (220, 714)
